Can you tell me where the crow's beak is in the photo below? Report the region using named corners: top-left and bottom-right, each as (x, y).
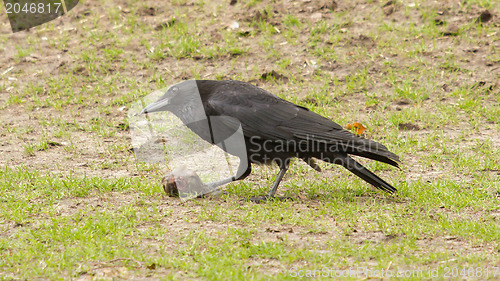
top-left (140, 97), bottom-right (169, 114)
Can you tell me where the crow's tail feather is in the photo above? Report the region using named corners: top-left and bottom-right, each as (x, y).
top-left (340, 156), bottom-right (397, 194)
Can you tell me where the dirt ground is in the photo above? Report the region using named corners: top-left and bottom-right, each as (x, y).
top-left (1, 0), bottom-right (498, 178)
top-left (0, 0), bottom-right (499, 279)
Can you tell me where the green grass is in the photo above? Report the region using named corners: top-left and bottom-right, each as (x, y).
top-left (0, 0), bottom-right (499, 279)
top-left (0, 166), bottom-right (498, 279)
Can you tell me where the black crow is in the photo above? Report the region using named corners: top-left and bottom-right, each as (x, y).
top-left (141, 80), bottom-right (400, 201)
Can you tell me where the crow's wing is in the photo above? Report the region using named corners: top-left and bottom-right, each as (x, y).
top-left (206, 82), bottom-right (301, 140)
top-left (206, 81), bottom-right (399, 164)
top-left (206, 81), bottom-right (340, 138)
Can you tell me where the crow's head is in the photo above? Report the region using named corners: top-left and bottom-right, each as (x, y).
top-left (140, 80), bottom-right (202, 116)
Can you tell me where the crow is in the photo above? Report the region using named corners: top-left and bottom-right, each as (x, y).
top-left (141, 80), bottom-right (400, 202)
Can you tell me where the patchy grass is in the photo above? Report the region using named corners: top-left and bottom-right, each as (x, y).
top-left (0, 0), bottom-right (499, 279)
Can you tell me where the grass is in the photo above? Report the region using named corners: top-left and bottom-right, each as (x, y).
top-left (0, 166), bottom-right (498, 279)
top-left (0, 0), bottom-right (499, 279)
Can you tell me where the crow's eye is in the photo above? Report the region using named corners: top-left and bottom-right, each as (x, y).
top-left (171, 86), bottom-right (179, 93)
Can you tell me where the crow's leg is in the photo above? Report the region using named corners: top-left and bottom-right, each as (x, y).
top-left (247, 160), bottom-right (292, 203)
top-left (204, 160), bottom-right (251, 192)
top-left (205, 176), bottom-right (236, 190)
top-left (267, 165), bottom-right (289, 197)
